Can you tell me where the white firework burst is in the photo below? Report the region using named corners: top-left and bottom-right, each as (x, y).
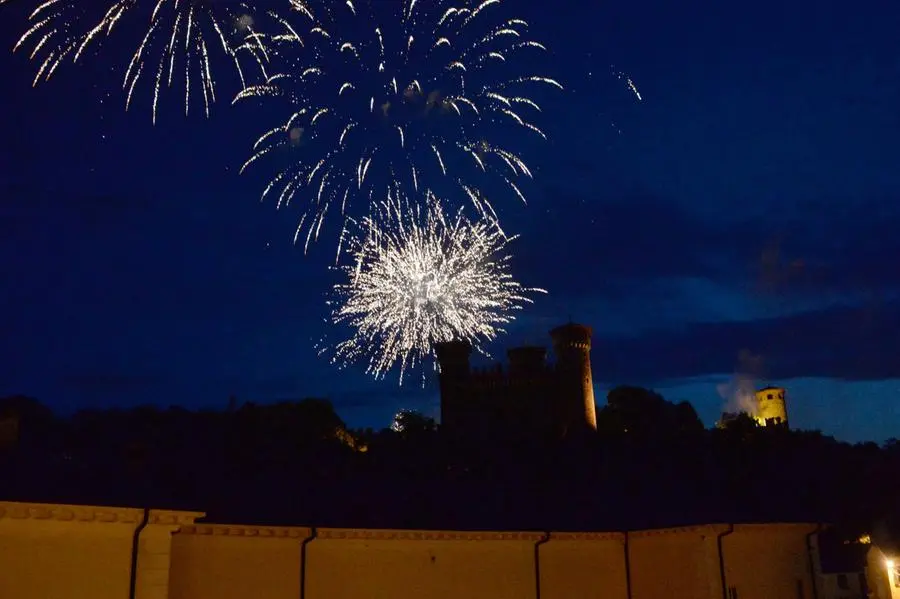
top-left (10, 0), bottom-right (270, 122)
top-left (235, 0), bottom-right (562, 253)
top-left (322, 189), bottom-right (545, 385)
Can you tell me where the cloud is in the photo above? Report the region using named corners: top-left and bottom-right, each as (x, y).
top-left (514, 189), bottom-right (746, 293)
top-left (591, 299), bottom-right (900, 384)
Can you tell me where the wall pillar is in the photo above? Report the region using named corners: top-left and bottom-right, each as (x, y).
top-left (134, 511), bottom-right (204, 599)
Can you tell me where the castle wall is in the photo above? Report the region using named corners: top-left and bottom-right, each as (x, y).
top-left (168, 524), bottom-right (312, 599)
top-left (0, 501), bottom-right (824, 599)
top-left (306, 529), bottom-right (539, 599)
top-left (721, 524), bottom-right (818, 599)
top-left (628, 525), bottom-right (726, 599)
top-left (540, 533), bottom-right (628, 599)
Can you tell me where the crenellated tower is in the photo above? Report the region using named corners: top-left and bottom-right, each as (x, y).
top-left (549, 323), bottom-right (598, 435)
top-left (434, 340), bottom-right (472, 432)
top-left (436, 323), bottom-right (599, 440)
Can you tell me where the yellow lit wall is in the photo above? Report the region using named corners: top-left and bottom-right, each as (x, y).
top-left (168, 524), bottom-right (312, 599)
top-left (628, 525), bottom-right (727, 599)
top-left (866, 545), bottom-right (900, 599)
top-left (0, 502), bottom-right (200, 599)
top-left (540, 532), bottom-right (628, 599)
top-left (305, 529), bottom-right (540, 599)
top-left (0, 501), bottom-right (828, 599)
top-left (721, 524), bottom-right (817, 599)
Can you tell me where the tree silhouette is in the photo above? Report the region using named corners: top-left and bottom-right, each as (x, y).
top-left (0, 391), bottom-right (897, 535)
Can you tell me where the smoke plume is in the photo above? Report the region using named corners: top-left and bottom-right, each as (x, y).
top-left (717, 350), bottom-right (764, 416)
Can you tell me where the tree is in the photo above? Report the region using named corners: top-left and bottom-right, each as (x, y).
top-left (390, 409), bottom-right (437, 437)
top-left (601, 386), bottom-right (703, 437)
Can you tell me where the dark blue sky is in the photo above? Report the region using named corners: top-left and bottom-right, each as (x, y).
top-left (2, 0), bottom-right (899, 442)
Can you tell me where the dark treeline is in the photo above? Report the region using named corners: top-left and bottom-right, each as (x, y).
top-left (1, 388), bottom-right (898, 539)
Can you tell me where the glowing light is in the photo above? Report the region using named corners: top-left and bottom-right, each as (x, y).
top-left (235, 0), bottom-right (560, 251)
top-left (320, 189), bottom-right (545, 384)
top-left (10, 0), bottom-right (270, 122)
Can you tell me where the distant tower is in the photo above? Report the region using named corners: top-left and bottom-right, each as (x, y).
top-left (755, 386), bottom-right (789, 428)
top-left (549, 323), bottom-right (598, 435)
top-left (434, 340), bottom-right (472, 431)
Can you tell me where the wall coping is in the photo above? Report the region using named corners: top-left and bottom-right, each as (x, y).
top-left (0, 501), bottom-right (203, 526)
top-left (178, 523), bottom-right (312, 539)
top-left (317, 528), bottom-right (547, 541)
top-left (0, 504), bottom-right (821, 540)
top-left (732, 523), bottom-right (820, 534)
top-left (629, 523), bottom-right (820, 538)
top-left (629, 524), bottom-right (731, 537)
top-left (550, 532), bottom-right (625, 542)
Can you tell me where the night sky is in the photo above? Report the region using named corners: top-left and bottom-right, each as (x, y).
top-left (2, 0), bottom-right (899, 442)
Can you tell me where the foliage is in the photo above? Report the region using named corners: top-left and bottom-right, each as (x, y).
top-left (1, 391), bottom-right (899, 535)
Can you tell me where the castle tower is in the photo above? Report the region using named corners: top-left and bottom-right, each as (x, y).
top-left (755, 386), bottom-right (789, 428)
top-left (549, 323), bottom-right (598, 434)
top-left (434, 340), bottom-right (472, 431)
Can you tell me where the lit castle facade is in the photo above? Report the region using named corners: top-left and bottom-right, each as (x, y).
top-left (719, 386), bottom-right (790, 429)
top-left (435, 323), bottom-right (598, 440)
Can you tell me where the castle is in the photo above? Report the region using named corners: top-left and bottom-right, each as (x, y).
top-left (435, 322), bottom-right (598, 439)
top-left (435, 321), bottom-right (792, 438)
top-left (718, 386), bottom-right (790, 429)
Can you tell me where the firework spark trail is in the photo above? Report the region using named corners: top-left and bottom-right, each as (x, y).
top-left (236, 0), bottom-right (562, 253)
top-left (10, 0), bottom-right (270, 122)
top-left (611, 66), bottom-right (642, 101)
top-left (321, 189), bottom-right (545, 385)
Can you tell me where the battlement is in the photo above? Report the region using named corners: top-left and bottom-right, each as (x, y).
top-left (464, 359), bottom-right (562, 392)
top-left (550, 323), bottom-right (593, 351)
top-left (437, 323), bottom-right (597, 438)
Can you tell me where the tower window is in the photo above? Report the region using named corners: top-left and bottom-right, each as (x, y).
top-left (767, 394), bottom-right (773, 400)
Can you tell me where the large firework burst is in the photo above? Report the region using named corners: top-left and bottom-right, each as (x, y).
top-left (323, 189), bottom-right (544, 384)
top-left (8, 0), bottom-right (270, 122)
top-left (236, 0), bottom-right (562, 253)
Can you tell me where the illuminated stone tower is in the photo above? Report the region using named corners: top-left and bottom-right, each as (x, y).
top-left (549, 323), bottom-right (598, 435)
top-left (755, 386), bottom-right (789, 428)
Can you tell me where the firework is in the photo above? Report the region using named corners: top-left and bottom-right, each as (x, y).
top-left (10, 0), bottom-right (269, 122)
top-left (236, 0), bottom-right (562, 253)
top-left (322, 189), bottom-right (544, 385)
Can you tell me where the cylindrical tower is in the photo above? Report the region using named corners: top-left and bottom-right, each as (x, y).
top-left (549, 323), bottom-right (597, 434)
top-left (434, 340), bottom-right (472, 432)
top-left (755, 386), bottom-right (789, 428)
